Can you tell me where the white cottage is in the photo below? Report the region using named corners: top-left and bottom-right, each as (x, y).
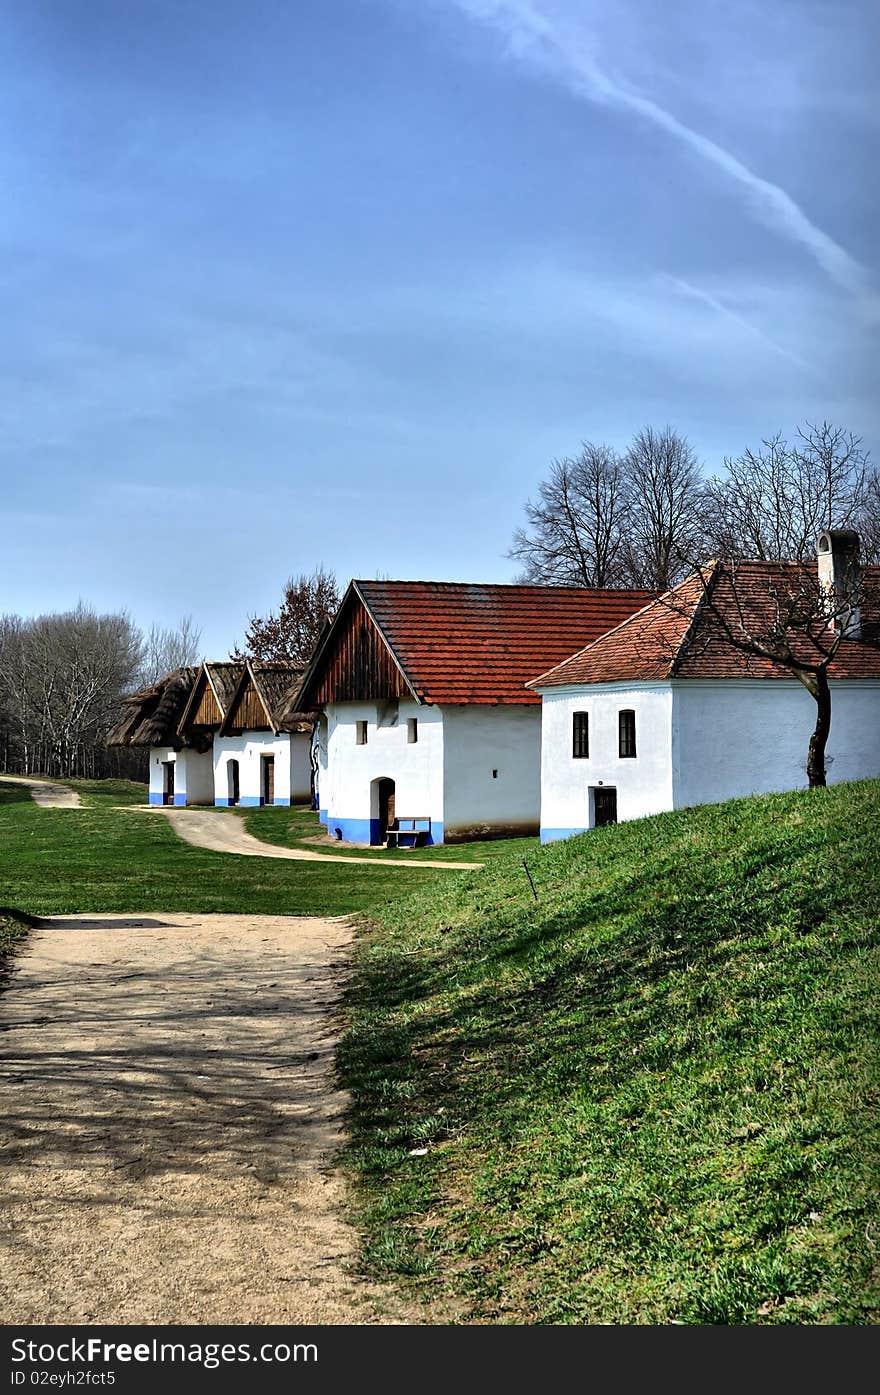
top-left (110, 660), bottom-right (314, 807)
top-left (177, 661), bottom-right (313, 806)
top-left (107, 665), bottom-right (212, 805)
top-left (531, 537), bottom-right (880, 842)
top-left (297, 580), bottom-right (653, 844)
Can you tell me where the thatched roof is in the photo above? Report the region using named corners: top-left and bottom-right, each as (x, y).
top-left (107, 667), bottom-right (199, 748)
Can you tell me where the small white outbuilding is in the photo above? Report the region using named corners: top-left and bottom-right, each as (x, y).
top-left (530, 536), bottom-right (880, 842)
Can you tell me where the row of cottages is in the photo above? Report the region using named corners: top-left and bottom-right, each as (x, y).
top-left (531, 531), bottom-right (880, 840)
top-left (298, 533), bottom-right (879, 845)
top-left (109, 660), bottom-right (314, 806)
top-left (296, 580), bottom-right (654, 844)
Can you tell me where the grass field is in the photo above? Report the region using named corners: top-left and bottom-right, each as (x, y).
top-left (0, 780), bottom-right (453, 917)
top-left (340, 779), bottom-right (880, 1324)
top-left (244, 802), bottom-right (536, 863)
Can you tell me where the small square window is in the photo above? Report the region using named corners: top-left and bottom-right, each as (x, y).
top-left (572, 711), bottom-right (589, 758)
top-left (356, 720), bottom-right (368, 746)
top-left (407, 718), bottom-right (418, 744)
top-left (619, 709), bottom-right (636, 758)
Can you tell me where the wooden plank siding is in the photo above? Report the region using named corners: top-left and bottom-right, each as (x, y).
top-left (192, 684), bottom-right (223, 726)
top-left (312, 594), bottom-right (412, 704)
top-left (226, 683), bottom-right (272, 733)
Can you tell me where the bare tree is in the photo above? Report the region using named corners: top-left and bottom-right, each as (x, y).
top-left (234, 565), bottom-right (340, 665)
top-left (620, 425), bottom-right (707, 590)
top-left (704, 421), bottom-right (878, 563)
top-left (0, 604), bottom-right (143, 776)
top-left (656, 533), bottom-right (872, 790)
top-left (140, 614), bottom-right (202, 686)
top-left (508, 443), bottom-right (630, 587)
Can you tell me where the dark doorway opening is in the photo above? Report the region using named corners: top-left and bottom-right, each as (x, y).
top-left (228, 760), bottom-right (240, 807)
top-left (376, 777), bottom-right (396, 844)
top-left (261, 755), bottom-right (275, 805)
top-left (163, 761), bottom-right (175, 806)
top-left (593, 787), bottom-right (617, 827)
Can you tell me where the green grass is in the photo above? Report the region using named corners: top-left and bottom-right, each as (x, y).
top-left (0, 905), bottom-right (32, 966)
top-left (243, 803), bottom-right (536, 863)
top-left (0, 779), bottom-right (449, 917)
top-left (65, 778), bottom-right (149, 807)
top-left (340, 780), bottom-right (880, 1324)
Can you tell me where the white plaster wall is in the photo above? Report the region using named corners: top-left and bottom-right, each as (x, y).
top-left (441, 704), bottom-right (542, 837)
top-left (213, 732), bottom-right (292, 803)
top-left (177, 747), bottom-right (214, 804)
top-left (149, 747), bottom-right (175, 801)
top-left (314, 717), bottom-right (329, 812)
top-left (538, 685), bottom-right (674, 836)
top-left (673, 680), bottom-right (880, 808)
top-left (290, 731), bottom-right (312, 802)
top-left (324, 700), bottom-right (444, 829)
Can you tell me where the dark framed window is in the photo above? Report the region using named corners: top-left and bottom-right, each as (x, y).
top-left (356, 720), bottom-right (368, 746)
top-left (619, 709), bottom-right (636, 758)
top-left (407, 718), bottom-right (418, 744)
top-left (572, 711), bottom-right (589, 758)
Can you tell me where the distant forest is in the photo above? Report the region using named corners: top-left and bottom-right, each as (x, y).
top-left (0, 609), bottom-right (200, 780)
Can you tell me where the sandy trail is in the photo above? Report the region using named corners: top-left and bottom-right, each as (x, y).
top-left (0, 775), bottom-right (82, 808)
top-left (154, 805), bottom-right (480, 870)
top-left (0, 913), bottom-right (423, 1324)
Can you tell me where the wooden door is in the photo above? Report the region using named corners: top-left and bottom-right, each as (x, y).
top-left (164, 761), bottom-right (175, 805)
top-left (593, 787), bottom-right (617, 827)
top-left (262, 755), bottom-right (275, 805)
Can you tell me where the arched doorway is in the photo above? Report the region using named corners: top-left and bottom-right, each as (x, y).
top-left (227, 759), bottom-right (240, 807)
top-left (371, 777), bottom-right (396, 845)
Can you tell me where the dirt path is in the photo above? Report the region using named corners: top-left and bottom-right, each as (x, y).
top-left (154, 806), bottom-right (480, 870)
top-left (0, 775), bottom-right (82, 808)
top-left (0, 913), bottom-right (425, 1324)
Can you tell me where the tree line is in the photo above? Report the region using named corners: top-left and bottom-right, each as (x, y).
top-left (0, 609), bottom-right (201, 780)
top-left (509, 421), bottom-right (880, 590)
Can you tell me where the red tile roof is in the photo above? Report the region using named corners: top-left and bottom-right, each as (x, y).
top-left (530, 561), bottom-right (880, 687)
top-left (346, 581), bottom-right (656, 705)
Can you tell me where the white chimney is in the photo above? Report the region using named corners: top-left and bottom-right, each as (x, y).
top-left (817, 529), bottom-right (861, 638)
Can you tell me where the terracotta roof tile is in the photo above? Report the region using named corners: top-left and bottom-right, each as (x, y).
top-left (355, 581), bottom-right (655, 704)
top-left (531, 562), bottom-right (880, 687)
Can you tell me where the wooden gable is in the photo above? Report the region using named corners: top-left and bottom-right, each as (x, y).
top-left (179, 668), bottom-right (223, 732)
top-left (306, 588), bottom-right (414, 705)
top-left (224, 673), bottom-right (273, 733)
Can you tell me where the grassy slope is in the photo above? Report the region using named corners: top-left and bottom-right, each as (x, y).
top-left (65, 778), bottom-right (148, 807)
top-left (341, 780), bottom-right (880, 1324)
top-left (244, 803), bottom-right (536, 863)
top-left (0, 782), bottom-right (446, 917)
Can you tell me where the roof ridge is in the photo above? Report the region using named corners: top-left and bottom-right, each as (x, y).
top-left (526, 584), bottom-right (677, 689)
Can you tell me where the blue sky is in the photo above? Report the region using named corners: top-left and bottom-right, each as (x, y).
top-left (1, 0), bottom-right (877, 657)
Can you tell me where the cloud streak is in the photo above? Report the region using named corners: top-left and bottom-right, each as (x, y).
top-left (449, 0), bottom-right (868, 297)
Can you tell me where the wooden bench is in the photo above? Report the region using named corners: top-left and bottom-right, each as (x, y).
top-left (385, 816), bottom-right (431, 849)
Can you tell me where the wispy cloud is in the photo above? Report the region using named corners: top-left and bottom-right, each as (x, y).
top-left (447, 0), bottom-right (869, 298)
top-left (659, 274), bottom-right (814, 373)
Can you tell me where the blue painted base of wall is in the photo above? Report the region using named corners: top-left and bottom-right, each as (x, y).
top-left (149, 792), bottom-right (165, 806)
top-left (215, 798), bottom-right (232, 807)
top-left (240, 796), bottom-right (263, 807)
top-left (173, 794), bottom-right (187, 807)
top-left (540, 827), bottom-right (589, 844)
top-left (324, 816), bottom-right (445, 846)
top-left (273, 797), bottom-right (290, 807)
top-left (318, 806), bottom-right (328, 825)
